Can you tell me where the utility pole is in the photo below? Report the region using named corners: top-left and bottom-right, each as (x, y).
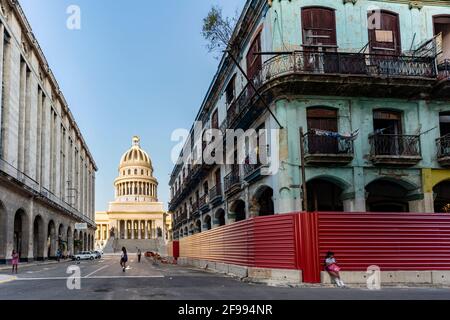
top-left (299, 127), bottom-right (308, 212)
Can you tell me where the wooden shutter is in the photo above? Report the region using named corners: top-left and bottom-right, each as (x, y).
top-left (368, 11), bottom-right (401, 55)
top-left (246, 33), bottom-right (262, 80)
top-left (302, 7), bottom-right (337, 48)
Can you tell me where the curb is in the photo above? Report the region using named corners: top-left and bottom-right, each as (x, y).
top-left (0, 275), bottom-right (16, 284)
top-left (0, 260), bottom-right (72, 271)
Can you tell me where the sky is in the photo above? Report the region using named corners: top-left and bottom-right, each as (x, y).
top-left (19, 0), bottom-right (245, 211)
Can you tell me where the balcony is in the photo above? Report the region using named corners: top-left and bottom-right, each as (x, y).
top-left (437, 135), bottom-right (450, 167)
top-left (209, 184), bottom-right (223, 207)
top-left (223, 51), bottom-right (438, 131)
top-left (199, 194), bottom-right (209, 212)
top-left (438, 59), bottom-right (450, 80)
top-left (191, 202), bottom-right (200, 218)
top-left (369, 134), bottom-right (422, 166)
top-left (224, 166), bottom-right (241, 196)
top-left (243, 162), bottom-right (263, 183)
top-left (303, 132), bottom-right (354, 165)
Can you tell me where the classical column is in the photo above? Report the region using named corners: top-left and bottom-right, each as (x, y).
top-left (138, 220), bottom-right (142, 239)
top-left (144, 220), bottom-right (148, 239)
top-left (124, 220), bottom-right (128, 239)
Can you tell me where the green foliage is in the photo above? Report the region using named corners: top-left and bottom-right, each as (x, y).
top-left (202, 5), bottom-right (237, 55)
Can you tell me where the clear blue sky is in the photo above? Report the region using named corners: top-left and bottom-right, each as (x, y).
top-left (20, 0), bottom-right (244, 211)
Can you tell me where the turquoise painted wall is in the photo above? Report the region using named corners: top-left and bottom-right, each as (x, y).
top-left (268, 0), bottom-right (450, 53)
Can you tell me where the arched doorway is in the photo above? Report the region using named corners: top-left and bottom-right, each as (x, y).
top-left (83, 233), bottom-right (87, 251)
top-left (230, 200), bottom-right (246, 222)
top-left (204, 215), bottom-right (212, 230)
top-left (366, 179), bottom-right (411, 212)
top-left (0, 201), bottom-right (7, 262)
top-left (58, 224), bottom-right (65, 253)
top-left (253, 186), bottom-right (274, 216)
top-left (33, 215), bottom-right (45, 261)
top-left (14, 209), bottom-right (29, 261)
top-left (66, 227), bottom-right (73, 256)
top-left (306, 178), bottom-right (344, 212)
top-left (434, 180), bottom-right (450, 213)
top-left (195, 220), bottom-right (202, 233)
top-left (47, 221), bottom-right (56, 259)
top-left (215, 209), bottom-right (226, 226)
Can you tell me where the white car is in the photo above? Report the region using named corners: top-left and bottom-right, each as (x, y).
top-left (73, 251), bottom-right (96, 261)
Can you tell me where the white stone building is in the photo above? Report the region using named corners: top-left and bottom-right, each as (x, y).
top-left (0, 0), bottom-right (97, 263)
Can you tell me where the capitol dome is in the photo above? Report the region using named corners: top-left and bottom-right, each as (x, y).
top-left (114, 136), bottom-right (158, 203)
top-left (119, 136), bottom-right (153, 171)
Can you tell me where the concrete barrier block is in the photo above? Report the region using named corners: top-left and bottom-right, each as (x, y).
top-left (271, 269), bottom-right (302, 283)
top-left (177, 257), bottom-right (187, 265)
top-left (215, 262), bottom-right (229, 274)
top-left (248, 268), bottom-right (272, 279)
top-left (205, 261), bottom-right (216, 271)
top-left (228, 264), bottom-right (248, 278)
top-left (321, 271), bottom-right (368, 284)
top-left (381, 271), bottom-right (431, 284)
top-left (432, 271), bottom-right (450, 285)
top-left (192, 259), bottom-right (200, 267)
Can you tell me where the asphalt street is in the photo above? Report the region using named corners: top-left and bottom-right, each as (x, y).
top-left (1, 255), bottom-right (450, 300)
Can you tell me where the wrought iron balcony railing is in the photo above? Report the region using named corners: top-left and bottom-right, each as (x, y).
top-left (209, 184), bottom-right (222, 200)
top-left (303, 132), bottom-right (354, 164)
top-left (224, 166), bottom-right (241, 192)
top-left (199, 194), bottom-right (208, 208)
top-left (437, 135), bottom-right (450, 166)
top-left (224, 51), bottom-right (436, 129)
top-left (369, 134), bottom-right (421, 165)
top-left (438, 59), bottom-right (450, 80)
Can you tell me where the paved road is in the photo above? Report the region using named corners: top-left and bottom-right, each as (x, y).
top-left (1, 255), bottom-right (450, 300)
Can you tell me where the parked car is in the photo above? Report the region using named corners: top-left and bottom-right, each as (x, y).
top-left (93, 251), bottom-right (103, 259)
top-left (73, 251), bottom-right (96, 261)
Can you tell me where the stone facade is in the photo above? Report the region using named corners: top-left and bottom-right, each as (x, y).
top-left (169, 0), bottom-right (450, 239)
top-left (0, 0), bottom-right (97, 263)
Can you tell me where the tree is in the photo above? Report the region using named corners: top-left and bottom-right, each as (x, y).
top-left (202, 5), bottom-right (238, 55)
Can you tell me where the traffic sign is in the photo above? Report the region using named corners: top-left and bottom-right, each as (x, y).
top-left (75, 223), bottom-right (88, 230)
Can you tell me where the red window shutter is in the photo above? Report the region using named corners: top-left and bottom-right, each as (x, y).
top-left (302, 7), bottom-right (337, 47)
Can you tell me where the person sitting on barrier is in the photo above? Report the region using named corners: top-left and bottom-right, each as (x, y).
top-left (325, 251), bottom-right (345, 288)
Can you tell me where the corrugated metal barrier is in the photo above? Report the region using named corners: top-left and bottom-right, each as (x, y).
top-left (169, 212), bottom-right (450, 283)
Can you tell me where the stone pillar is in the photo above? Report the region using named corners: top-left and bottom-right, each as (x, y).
top-left (124, 220), bottom-right (128, 239)
top-left (138, 220), bottom-right (142, 239)
top-left (144, 220), bottom-right (148, 239)
top-left (131, 220), bottom-right (134, 239)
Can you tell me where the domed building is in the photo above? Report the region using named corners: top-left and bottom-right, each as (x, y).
top-left (95, 137), bottom-right (172, 253)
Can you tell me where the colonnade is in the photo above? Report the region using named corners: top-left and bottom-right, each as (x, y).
top-left (115, 220), bottom-right (160, 240)
top-left (116, 182), bottom-right (157, 197)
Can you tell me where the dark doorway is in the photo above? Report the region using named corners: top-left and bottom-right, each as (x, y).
top-left (366, 179), bottom-right (410, 212)
top-left (33, 216), bottom-right (44, 260)
top-left (204, 215), bottom-right (212, 231)
top-left (372, 110), bottom-right (404, 156)
top-left (306, 179), bottom-right (344, 212)
top-left (216, 209), bottom-right (226, 226)
top-left (439, 112), bottom-right (450, 137)
top-left (231, 200), bottom-right (246, 222)
top-left (255, 186), bottom-right (275, 216)
top-left (307, 108), bottom-right (338, 154)
top-left (434, 180), bottom-right (450, 213)
top-left (13, 210), bottom-right (26, 258)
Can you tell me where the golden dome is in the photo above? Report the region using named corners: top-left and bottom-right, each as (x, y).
top-left (119, 136), bottom-right (153, 170)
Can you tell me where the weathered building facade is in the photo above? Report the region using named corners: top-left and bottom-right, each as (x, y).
top-left (0, 0), bottom-right (97, 263)
top-left (169, 0), bottom-right (450, 239)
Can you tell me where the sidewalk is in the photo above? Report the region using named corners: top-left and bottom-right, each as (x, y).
top-left (0, 259), bottom-right (72, 271)
top-left (0, 275), bottom-right (16, 284)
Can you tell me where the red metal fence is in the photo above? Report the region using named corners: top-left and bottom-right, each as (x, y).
top-left (171, 212), bottom-right (450, 283)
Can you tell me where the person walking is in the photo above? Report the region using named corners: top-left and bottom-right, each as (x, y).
top-left (137, 248), bottom-right (142, 263)
top-left (11, 250), bottom-right (19, 274)
top-left (120, 247), bottom-right (128, 272)
top-left (56, 248), bottom-right (61, 262)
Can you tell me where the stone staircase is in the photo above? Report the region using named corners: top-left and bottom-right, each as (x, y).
top-left (101, 236), bottom-right (116, 254)
top-left (113, 239), bottom-right (162, 254)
